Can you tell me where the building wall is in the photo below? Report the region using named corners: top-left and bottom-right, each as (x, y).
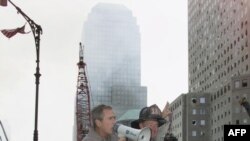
top-left (188, 0), bottom-right (250, 141)
top-left (170, 94), bottom-right (186, 141)
top-left (188, 0), bottom-right (250, 93)
top-left (185, 93), bottom-right (210, 141)
top-left (168, 93), bottom-right (210, 141)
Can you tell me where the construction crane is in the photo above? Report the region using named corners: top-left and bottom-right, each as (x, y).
top-left (75, 43), bottom-right (91, 141)
top-left (239, 97), bottom-right (250, 117)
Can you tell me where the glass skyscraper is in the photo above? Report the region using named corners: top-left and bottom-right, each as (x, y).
top-left (82, 3), bottom-right (147, 117)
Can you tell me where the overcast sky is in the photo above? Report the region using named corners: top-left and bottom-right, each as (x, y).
top-left (0, 0), bottom-right (187, 140)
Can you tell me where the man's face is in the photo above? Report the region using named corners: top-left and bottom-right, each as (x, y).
top-left (140, 120), bottom-right (159, 139)
top-left (99, 109), bottom-right (116, 136)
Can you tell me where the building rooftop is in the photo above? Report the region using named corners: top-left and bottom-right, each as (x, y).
top-left (117, 109), bottom-right (140, 121)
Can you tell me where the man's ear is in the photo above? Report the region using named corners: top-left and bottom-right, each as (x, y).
top-left (139, 122), bottom-right (144, 129)
top-left (95, 119), bottom-right (102, 127)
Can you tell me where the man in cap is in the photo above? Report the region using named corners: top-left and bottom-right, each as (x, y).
top-left (131, 104), bottom-right (166, 141)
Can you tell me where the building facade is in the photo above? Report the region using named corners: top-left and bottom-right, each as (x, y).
top-left (167, 93), bottom-right (210, 141)
top-left (82, 3), bottom-right (147, 118)
top-left (230, 73), bottom-right (250, 124)
top-left (188, 0), bottom-right (250, 141)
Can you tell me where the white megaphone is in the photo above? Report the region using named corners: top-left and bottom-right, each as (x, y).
top-left (113, 123), bottom-right (151, 141)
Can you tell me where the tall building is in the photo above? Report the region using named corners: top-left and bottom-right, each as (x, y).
top-left (82, 3), bottom-right (147, 117)
top-left (188, 0), bottom-right (250, 141)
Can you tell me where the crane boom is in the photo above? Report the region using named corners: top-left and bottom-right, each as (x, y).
top-left (75, 43), bottom-right (91, 141)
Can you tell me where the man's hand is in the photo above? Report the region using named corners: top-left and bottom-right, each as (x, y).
top-left (118, 134), bottom-right (126, 141)
top-left (162, 102), bottom-right (172, 118)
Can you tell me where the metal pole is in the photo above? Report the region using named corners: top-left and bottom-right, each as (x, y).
top-left (0, 121), bottom-right (9, 141)
top-left (8, 1), bottom-right (42, 141)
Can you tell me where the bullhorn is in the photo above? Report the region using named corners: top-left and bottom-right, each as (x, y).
top-left (113, 123), bottom-right (151, 141)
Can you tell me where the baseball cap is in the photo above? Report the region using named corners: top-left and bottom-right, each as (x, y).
top-left (131, 104), bottom-right (166, 129)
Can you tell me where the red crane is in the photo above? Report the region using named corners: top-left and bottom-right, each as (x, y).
top-left (75, 43), bottom-right (91, 141)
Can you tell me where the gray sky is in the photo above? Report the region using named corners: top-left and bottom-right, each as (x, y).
top-left (0, 0), bottom-right (188, 140)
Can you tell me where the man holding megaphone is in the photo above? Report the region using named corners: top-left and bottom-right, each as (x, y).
top-left (131, 104), bottom-right (166, 141)
top-left (83, 104), bottom-right (119, 141)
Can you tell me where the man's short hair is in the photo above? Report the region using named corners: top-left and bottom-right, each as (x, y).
top-left (91, 104), bottom-right (112, 129)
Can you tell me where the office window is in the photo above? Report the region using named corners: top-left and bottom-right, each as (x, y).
top-left (235, 80), bottom-right (240, 88)
top-left (192, 120), bottom-right (197, 125)
top-left (201, 120), bottom-right (206, 125)
top-left (192, 98), bottom-right (197, 104)
top-left (201, 131), bottom-right (205, 136)
top-left (242, 79), bottom-right (248, 87)
top-left (236, 120), bottom-right (240, 124)
top-left (200, 97), bottom-right (206, 103)
top-left (192, 131), bottom-right (197, 136)
top-left (243, 119), bottom-right (247, 123)
top-left (235, 107), bottom-right (240, 113)
top-left (192, 109), bottom-right (197, 115)
top-left (200, 109), bottom-right (206, 115)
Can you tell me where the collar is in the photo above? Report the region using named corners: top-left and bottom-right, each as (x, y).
top-left (88, 127), bottom-right (112, 141)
